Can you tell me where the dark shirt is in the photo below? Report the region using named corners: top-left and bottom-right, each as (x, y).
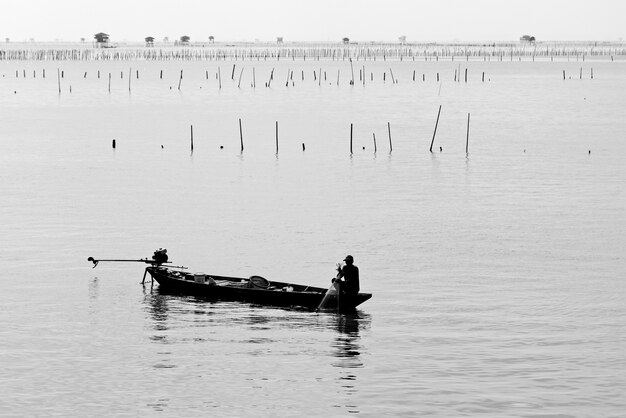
top-left (339, 264), bottom-right (360, 294)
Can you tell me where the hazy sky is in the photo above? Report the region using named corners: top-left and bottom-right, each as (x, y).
top-left (1, 0), bottom-right (623, 42)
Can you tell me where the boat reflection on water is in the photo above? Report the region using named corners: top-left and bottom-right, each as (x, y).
top-left (142, 287), bottom-right (170, 336)
top-left (330, 312), bottom-right (371, 414)
top-left (141, 287), bottom-right (371, 413)
top-left (332, 312), bottom-right (370, 367)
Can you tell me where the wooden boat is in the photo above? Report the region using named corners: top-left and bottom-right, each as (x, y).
top-left (88, 249), bottom-right (372, 312)
top-left (146, 266), bottom-right (371, 311)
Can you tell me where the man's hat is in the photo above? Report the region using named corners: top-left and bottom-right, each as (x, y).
top-left (344, 255), bottom-right (354, 262)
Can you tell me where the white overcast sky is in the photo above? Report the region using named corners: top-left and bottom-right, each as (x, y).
top-left (1, 0), bottom-right (623, 42)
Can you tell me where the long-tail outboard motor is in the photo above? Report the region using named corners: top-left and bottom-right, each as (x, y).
top-left (152, 248), bottom-right (169, 265)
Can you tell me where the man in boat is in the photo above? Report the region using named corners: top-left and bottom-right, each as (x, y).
top-left (334, 255), bottom-right (360, 303)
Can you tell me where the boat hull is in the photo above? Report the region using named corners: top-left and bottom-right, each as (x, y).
top-left (147, 267), bottom-right (372, 311)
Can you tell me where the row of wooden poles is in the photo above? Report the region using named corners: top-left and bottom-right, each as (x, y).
top-left (0, 45), bottom-right (622, 61)
top-left (111, 107), bottom-right (471, 155)
top-left (14, 64), bottom-right (492, 94)
top-left (14, 65), bottom-right (597, 94)
top-left (563, 68), bottom-right (595, 79)
top-left (14, 63), bottom-right (601, 87)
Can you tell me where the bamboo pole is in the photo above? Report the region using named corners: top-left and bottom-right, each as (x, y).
top-left (429, 105), bottom-right (442, 153)
top-left (239, 118), bottom-right (244, 152)
top-left (237, 67), bottom-right (244, 88)
top-left (466, 113), bottom-right (470, 154)
top-left (350, 123), bottom-right (353, 154)
top-left (349, 58), bottom-right (355, 85)
top-left (275, 121), bottom-right (279, 154)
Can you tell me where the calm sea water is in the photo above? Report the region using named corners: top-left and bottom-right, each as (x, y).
top-left (1, 56), bottom-right (625, 417)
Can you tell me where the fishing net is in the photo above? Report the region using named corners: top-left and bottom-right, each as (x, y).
top-left (316, 281), bottom-right (340, 311)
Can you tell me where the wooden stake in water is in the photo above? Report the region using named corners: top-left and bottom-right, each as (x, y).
top-left (388, 122), bottom-right (392, 152)
top-left (373, 133), bottom-right (377, 153)
top-left (218, 67), bottom-right (222, 89)
top-left (190, 125), bottom-right (194, 152)
top-left (178, 70), bottom-right (183, 90)
top-left (112, 139), bottom-right (116, 149)
top-left (108, 72), bottom-right (111, 93)
top-left (350, 123), bottom-right (353, 154)
top-left (237, 67), bottom-right (244, 88)
top-left (466, 113), bottom-right (470, 154)
top-left (275, 121), bottom-right (279, 154)
top-left (57, 68), bottom-right (61, 94)
top-left (239, 118), bottom-right (244, 152)
top-left (429, 105), bottom-right (442, 153)
top-left (349, 58), bottom-right (355, 85)
top-left (128, 68), bottom-right (132, 92)
top-left (231, 64), bottom-right (236, 80)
